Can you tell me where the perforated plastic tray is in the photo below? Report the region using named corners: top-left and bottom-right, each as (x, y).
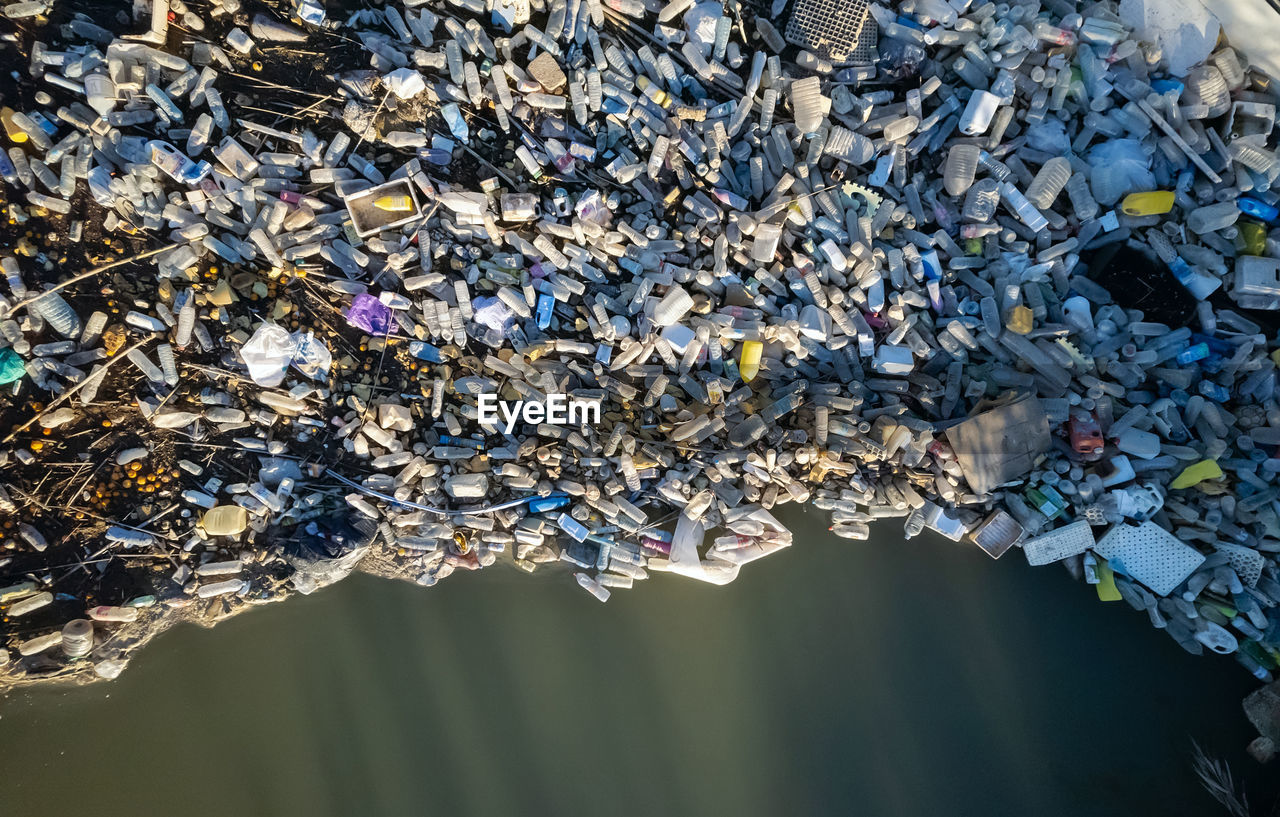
top-left (1022, 520), bottom-right (1094, 566)
top-left (784, 0), bottom-right (877, 65)
top-left (1216, 542), bottom-right (1264, 588)
top-left (1093, 521), bottom-right (1206, 597)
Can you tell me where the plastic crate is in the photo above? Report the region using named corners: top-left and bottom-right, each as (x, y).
top-left (784, 0), bottom-right (877, 65)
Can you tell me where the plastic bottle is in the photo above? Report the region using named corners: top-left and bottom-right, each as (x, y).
top-left (652, 287), bottom-right (694, 327)
top-left (1185, 64), bottom-right (1230, 117)
top-left (790, 76), bottom-right (824, 135)
top-left (959, 90), bottom-right (1000, 135)
top-left (943, 144), bottom-right (980, 196)
top-left (962, 177), bottom-right (1001, 221)
top-left (1024, 157), bottom-right (1072, 209)
top-left (1064, 172), bottom-right (1099, 220)
top-left (1186, 201), bottom-right (1239, 234)
top-left (83, 72), bottom-right (115, 117)
top-left (1121, 191), bottom-right (1175, 216)
top-left (999, 182), bottom-right (1049, 232)
top-left (33, 289), bottom-right (81, 339)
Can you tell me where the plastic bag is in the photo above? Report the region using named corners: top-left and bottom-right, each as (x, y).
top-left (345, 293), bottom-right (396, 335)
top-left (1024, 119), bottom-right (1071, 155)
top-left (0, 347), bottom-right (25, 385)
top-left (382, 68), bottom-right (426, 100)
top-left (1088, 138), bottom-right (1155, 205)
top-left (291, 331), bottom-right (332, 380)
top-left (472, 296), bottom-right (515, 333)
top-left (240, 323), bottom-right (297, 387)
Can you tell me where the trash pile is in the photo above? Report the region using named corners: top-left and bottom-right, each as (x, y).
top-left (2, 0), bottom-right (1280, 722)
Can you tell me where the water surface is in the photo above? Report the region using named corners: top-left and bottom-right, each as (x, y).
top-left (2, 507), bottom-right (1272, 817)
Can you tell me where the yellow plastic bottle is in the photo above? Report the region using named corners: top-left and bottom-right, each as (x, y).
top-left (1007, 305), bottom-right (1034, 335)
top-left (1, 107), bottom-right (28, 143)
top-left (1237, 221), bottom-right (1267, 256)
top-left (1120, 191), bottom-right (1175, 216)
top-left (373, 195), bottom-right (413, 212)
top-left (739, 340), bottom-right (763, 382)
top-left (1170, 459), bottom-right (1223, 489)
top-left (201, 505), bottom-right (249, 536)
top-left (1095, 561), bottom-right (1121, 602)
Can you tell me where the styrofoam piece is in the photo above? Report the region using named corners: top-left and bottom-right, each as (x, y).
top-left (1093, 521), bottom-right (1206, 597)
top-left (1023, 520), bottom-right (1095, 566)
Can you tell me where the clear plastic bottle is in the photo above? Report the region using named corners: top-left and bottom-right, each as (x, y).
top-left (1000, 182), bottom-right (1049, 232)
top-left (156, 342), bottom-right (179, 386)
top-left (1064, 172), bottom-right (1099, 220)
top-left (82, 310), bottom-right (107, 346)
top-left (1185, 64), bottom-right (1230, 117)
top-left (127, 348), bottom-right (164, 382)
top-left (174, 301), bottom-right (196, 349)
top-left (33, 289), bottom-right (81, 339)
top-left (824, 126), bottom-right (873, 164)
top-left (943, 144), bottom-right (981, 196)
top-left (2, 256), bottom-right (26, 298)
top-left (962, 177), bottom-right (1001, 221)
top-left (1186, 201), bottom-right (1239, 234)
top-left (790, 76), bottom-right (824, 135)
top-left (1211, 48), bottom-right (1245, 90)
top-left (652, 287), bottom-right (694, 327)
top-left (1025, 156), bottom-right (1072, 209)
top-left (187, 113), bottom-right (213, 156)
top-left (1229, 141), bottom-right (1278, 178)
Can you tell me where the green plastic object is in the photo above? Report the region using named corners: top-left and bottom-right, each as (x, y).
top-left (0, 347), bottom-right (25, 385)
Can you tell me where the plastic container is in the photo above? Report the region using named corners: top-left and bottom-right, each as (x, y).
top-left (652, 287), bottom-right (694, 327)
top-left (61, 619), bottom-right (94, 658)
top-left (789, 76), bottom-right (824, 135)
top-left (1186, 202), bottom-right (1240, 234)
top-left (962, 178), bottom-right (1001, 221)
top-left (943, 144), bottom-right (980, 196)
top-left (1024, 157), bottom-right (1071, 209)
top-left (201, 505), bottom-right (249, 536)
top-left (1121, 191), bottom-right (1175, 216)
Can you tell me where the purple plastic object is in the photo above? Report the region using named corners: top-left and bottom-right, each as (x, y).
top-left (345, 293), bottom-right (396, 335)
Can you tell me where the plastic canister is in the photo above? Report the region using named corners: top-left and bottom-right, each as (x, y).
top-left (1114, 428), bottom-right (1161, 459)
top-left (959, 91), bottom-right (1000, 135)
top-left (1120, 191), bottom-right (1175, 216)
top-left (201, 505), bottom-right (249, 536)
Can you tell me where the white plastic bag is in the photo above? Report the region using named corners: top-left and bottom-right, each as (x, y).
top-left (240, 323), bottom-right (297, 387)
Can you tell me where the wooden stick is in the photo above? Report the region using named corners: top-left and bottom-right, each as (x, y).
top-left (6, 243), bottom-right (181, 315)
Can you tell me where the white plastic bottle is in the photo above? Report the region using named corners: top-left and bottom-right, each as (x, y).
top-left (83, 72), bottom-right (115, 117)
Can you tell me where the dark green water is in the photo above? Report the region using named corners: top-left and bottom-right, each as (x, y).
top-left (1, 508), bottom-right (1274, 816)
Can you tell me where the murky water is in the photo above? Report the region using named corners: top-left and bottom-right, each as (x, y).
top-left (2, 508), bottom-right (1274, 816)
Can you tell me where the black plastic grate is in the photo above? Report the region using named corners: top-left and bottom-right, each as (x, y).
top-left (784, 0), bottom-right (877, 65)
